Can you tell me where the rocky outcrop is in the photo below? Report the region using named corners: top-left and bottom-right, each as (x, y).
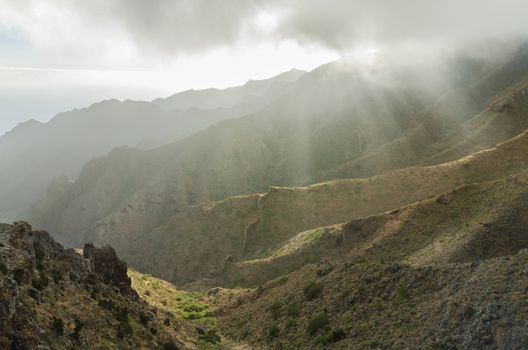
top-left (0, 222), bottom-right (189, 349)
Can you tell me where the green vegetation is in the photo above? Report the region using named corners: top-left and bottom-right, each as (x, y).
top-left (307, 313), bottom-right (329, 336)
top-left (51, 317), bottom-right (64, 336)
top-left (395, 284), bottom-right (410, 302)
top-left (287, 302), bottom-right (302, 318)
top-left (129, 269), bottom-right (215, 327)
top-left (269, 302), bottom-right (282, 320)
top-left (303, 281), bottom-right (324, 301)
top-left (271, 228), bottom-right (325, 258)
top-left (285, 319), bottom-right (297, 330)
top-left (198, 329), bottom-right (221, 344)
top-left (315, 328), bottom-right (347, 345)
top-left (268, 323), bottom-right (280, 338)
top-left (71, 318), bottom-right (83, 342)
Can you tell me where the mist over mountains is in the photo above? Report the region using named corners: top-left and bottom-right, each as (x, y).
top-left (2, 16), bottom-right (528, 348)
top-left (0, 69), bottom-right (304, 223)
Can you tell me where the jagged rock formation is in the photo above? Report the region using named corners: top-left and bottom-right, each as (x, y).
top-left (0, 222), bottom-right (193, 349)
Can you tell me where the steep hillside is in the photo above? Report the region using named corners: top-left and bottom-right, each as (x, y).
top-left (58, 127), bottom-right (528, 288)
top-left (0, 70), bottom-right (301, 223)
top-left (32, 47), bottom-right (520, 248)
top-left (0, 222), bottom-right (194, 349)
top-left (324, 43), bottom-right (528, 180)
top-left (223, 170), bottom-right (528, 286)
top-left (217, 172), bottom-right (528, 349)
top-left (219, 251), bottom-right (528, 349)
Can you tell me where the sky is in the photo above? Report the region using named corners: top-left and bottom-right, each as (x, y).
top-left (1, 0), bottom-right (528, 135)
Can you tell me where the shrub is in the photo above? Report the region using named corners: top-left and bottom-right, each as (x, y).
top-left (162, 340), bottom-right (179, 350)
top-left (139, 313), bottom-right (150, 326)
top-left (116, 320), bottom-right (133, 339)
top-left (51, 317), bottom-right (64, 336)
top-left (198, 329), bottom-right (221, 344)
top-left (115, 306), bottom-right (129, 323)
top-left (315, 328), bottom-right (346, 344)
top-left (285, 319), bottom-right (297, 330)
top-left (303, 281), bottom-right (323, 301)
top-left (115, 306), bottom-right (133, 338)
top-left (287, 302), bottom-right (302, 318)
top-left (395, 284), bottom-right (410, 302)
top-left (267, 324), bottom-right (280, 339)
top-left (98, 298), bottom-right (115, 310)
top-left (13, 269), bottom-right (26, 284)
top-left (51, 269), bottom-right (63, 283)
top-left (269, 302), bottom-right (281, 320)
top-left (307, 313), bottom-right (329, 336)
top-left (71, 319), bottom-right (83, 342)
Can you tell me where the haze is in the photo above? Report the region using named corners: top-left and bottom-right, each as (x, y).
top-left (2, 0), bottom-right (528, 135)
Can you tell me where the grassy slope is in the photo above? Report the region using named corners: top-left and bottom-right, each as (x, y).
top-left (129, 269), bottom-right (252, 350)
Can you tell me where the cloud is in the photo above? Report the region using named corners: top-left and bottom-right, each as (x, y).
top-left (275, 0), bottom-right (528, 52)
top-left (0, 0), bottom-right (527, 67)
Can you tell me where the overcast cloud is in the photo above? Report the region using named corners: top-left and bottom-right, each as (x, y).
top-left (2, 0), bottom-right (528, 64)
top-left (1, 0), bottom-right (527, 134)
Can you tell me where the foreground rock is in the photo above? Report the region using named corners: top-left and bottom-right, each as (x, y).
top-left (0, 221), bottom-right (192, 349)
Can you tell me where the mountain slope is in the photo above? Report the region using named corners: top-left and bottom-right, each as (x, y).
top-left (223, 169), bottom-right (528, 286)
top-left (116, 127), bottom-right (528, 287)
top-left (323, 43), bottom-right (528, 180)
top-left (219, 251), bottom-right (528, 349)
top-left (217, 171), bottom-right (528, 349)
top-left (0, 70), bottom-right (303, 223)
top-left (32, 48), bottom-right (519, 245)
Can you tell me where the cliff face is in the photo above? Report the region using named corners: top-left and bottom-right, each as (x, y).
top-left (0, 222), bottom-right (193, 349)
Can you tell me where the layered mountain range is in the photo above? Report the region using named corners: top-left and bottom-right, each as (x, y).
top-left (0, 69), bottom-right (304, 223)
top-left (2, 41), bottom-right (528, 349)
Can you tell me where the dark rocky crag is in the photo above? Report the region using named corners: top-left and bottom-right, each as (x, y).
top-left (0, 221), bottom-right (191, 349)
